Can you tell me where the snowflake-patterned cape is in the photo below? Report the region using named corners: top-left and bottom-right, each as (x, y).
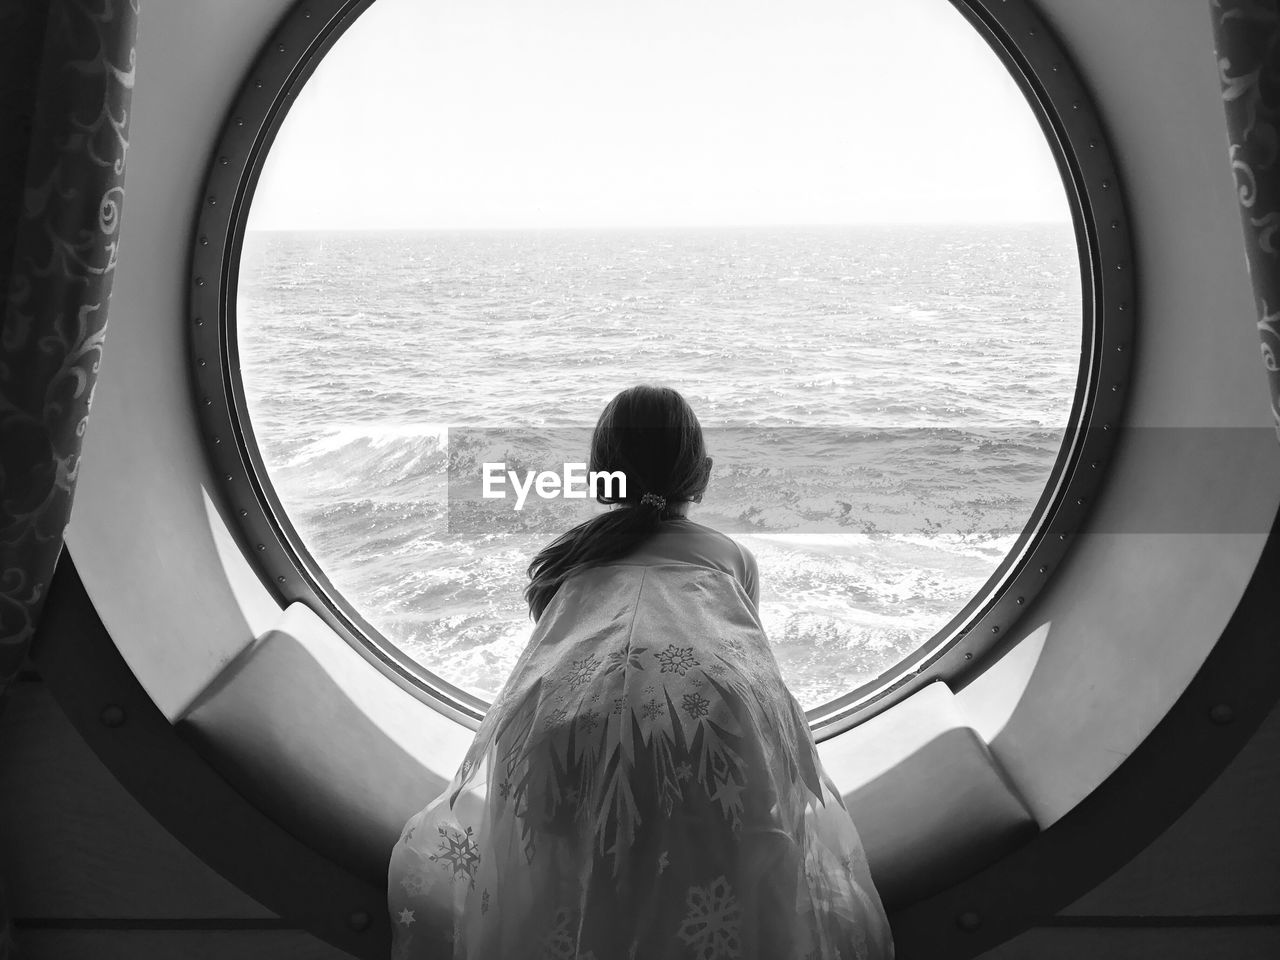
top-left (388, 561), bottom-right (894, 960)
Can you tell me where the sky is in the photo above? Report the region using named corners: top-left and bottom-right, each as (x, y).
top-left (247, 0), bottom-right (1073, 231)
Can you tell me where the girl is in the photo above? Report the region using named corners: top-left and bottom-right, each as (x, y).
top-left (388, 384), bottom-right (894, 960)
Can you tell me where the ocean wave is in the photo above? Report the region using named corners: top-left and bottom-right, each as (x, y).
top-left (280, 421), bottom-right (448, 463)
top-left (238, 226), bottom-right (1082, 705)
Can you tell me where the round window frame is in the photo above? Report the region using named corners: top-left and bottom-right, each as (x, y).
top-left (188, 0), bottom-right (1134, 736)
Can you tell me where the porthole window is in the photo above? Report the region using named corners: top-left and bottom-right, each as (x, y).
top-left (196, 0), bottom-right (1133, 731)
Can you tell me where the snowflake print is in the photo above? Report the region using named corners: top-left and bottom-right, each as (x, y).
top-left (544, 706), bottom-right (570, 729)
top-left (612, 697), bottom-right (626, 716)
top-left (605, 645), bottom-right (647, 673)
top-left (681, 691), bottom-right (711, 719)
top-left (565, 655), bottom-right (601, 689)
top-left (541, 910), bottom-right (575, 959)
top-left (675, 761), bottom-right (694, 782)
top-left (677, 875), bottom-right (742, 960)
top-left (657, 644), bottom-right (700, 676)
top-left (398, 908), bottom-right (415, 927)
top-left (429, 825), bottom-right (481, 887)
top-left (710, 777), bottom-right (746, 830)
top-left (578, 710), bottom-right (600, 733)
top-left (498, 778), bottom-right (512, 799)
top-left (399, 869), bottom-right (434, 897)
top-left (481, 889), bottom-right (490, 914)
top-left (540, 911), bottom-right (602, 960)
top-left (641, 698), bottom-right (666, 721)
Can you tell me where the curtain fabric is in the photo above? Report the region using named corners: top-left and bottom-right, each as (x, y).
top-left (1213, 0), bottom-right (1280, 438)
top-left (0, 1), bottom-right (136, 955)
top-left (0, 0), bottom-right (137, 683)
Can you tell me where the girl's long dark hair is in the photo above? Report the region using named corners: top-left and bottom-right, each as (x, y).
top-left (525, 384), bottom-right (710, 621)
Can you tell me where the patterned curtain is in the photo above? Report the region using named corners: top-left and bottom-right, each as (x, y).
top-left (0, 0), bottom-right (137, 954)
top-left (1214, 0), bottom-right (1280, 438)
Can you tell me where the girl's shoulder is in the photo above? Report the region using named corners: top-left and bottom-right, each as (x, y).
top-left (626, 516), bottom-right (759, 603)
top-left (655, 515), bottom-right (743, 555)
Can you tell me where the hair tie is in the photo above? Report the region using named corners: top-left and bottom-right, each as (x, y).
top-left (639, 492), bottom-right (666, 510)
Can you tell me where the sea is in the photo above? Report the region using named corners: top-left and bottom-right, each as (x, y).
top-left (237, 224), bottom-right (1081, 709)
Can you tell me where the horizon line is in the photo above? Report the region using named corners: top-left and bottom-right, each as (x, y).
top-left (244, 219), bottom-right (1075, 233)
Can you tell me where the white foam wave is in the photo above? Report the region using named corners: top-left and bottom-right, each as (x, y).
top-left (283, 421), bottom-right (450, 466)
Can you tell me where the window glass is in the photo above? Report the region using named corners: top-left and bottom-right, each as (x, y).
top-left (238, 0), bottom-right (1081, 708)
